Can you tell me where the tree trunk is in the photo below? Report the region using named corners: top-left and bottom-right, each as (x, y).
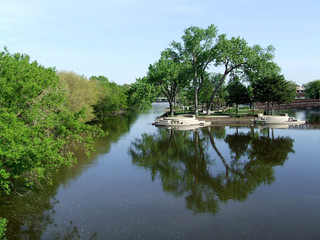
top-left (207, 73), bottom-right (228, 115)
top-left (164, 91), bottom-right (174, 116)
top-left (194, 77), bottom-right (198, 115)
top-left (193, 57), bottom-right (199, 116)
top-left (169, 101), bottom-right (174, 116)
top-left (174, 94), bottom-right (177, 106)
top-left (236, 103), bottom-right (238, 114)
top-left (252, 102), bottom-right (255, 114)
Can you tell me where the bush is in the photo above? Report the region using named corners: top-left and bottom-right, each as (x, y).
top-left (0, 49), bottom-right (103, 195)
top-left (58, 71), bottom-right (100, 122)
top-left (0, 218), bottom-right (7, 240)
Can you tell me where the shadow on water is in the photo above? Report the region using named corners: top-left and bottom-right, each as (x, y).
top-left (129, 126), bottom-right (294, 215)
top-left (0, 113), bottom-right (138, 240)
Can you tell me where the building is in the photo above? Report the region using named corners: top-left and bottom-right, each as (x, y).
top-left (295, 85), bottom-right (305, 99)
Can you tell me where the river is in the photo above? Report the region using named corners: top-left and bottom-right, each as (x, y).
top-left (1, 103), bottom-right (320, 239)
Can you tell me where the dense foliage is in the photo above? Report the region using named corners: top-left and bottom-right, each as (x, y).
top-left (58, 71), bottom-right (100, 122)
top-left (147, 50), bottom-right (191, 116)
top-left (252, 74), bottom-right (296, 114)
top-left (0, 50), bottom-right (103, 195)
top-left (303, 80), bottom-right (320, 99)
top-left (146, 24), bottom-right (280, 115)
top-left (227, 77), bottom-right (250, 114)
top-left (0, 217), bottom-right (7, 240)
top-left (0, 46), bottom-right (157, 197)
top-left (126, 77), bottom-right (159, 111)
top-left (58, 73), bottom-right (131, 121)
top-left (169, 25), bottom-right (218, 115)
top-left (90, 75), bottom-right (128, 118)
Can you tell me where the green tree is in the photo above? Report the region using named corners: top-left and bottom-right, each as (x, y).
top-left (89, 76), bottom-right (128, 118)
top-left (253, 74), bottom-right (295, 114)
top-left (277, 80), bottom-right (296, 105)
top-left (166, 25), bottom-right (277, 115)
top-left (246, 58), bottom-right (282, 113)
top-left (198, 73), bottom-right (228, 112)
top-left (89, 75), bottom-right (109, 83)
top-left (0, 217), bottom-right (7, 240)
top-left (206, 35), bottom-right (276, 114)
top-left (58, 71), bottom-right (99, 122)
top-left (126, 77), bottom-right (159, 111)
top-left (226, 77), bottom-right (250, 114)
top-left (169, 24), bottom-right (218, 115)
top-left (95, 83), bottom-right (127, 118)
top-left (147, 50), bottom-right (191, 116)
top-left (0, 49), bottom-right (102, 195)
top-left (198, 72), bottom-right (213, 104)
top-left (303, 80), bottom-right (320, 99)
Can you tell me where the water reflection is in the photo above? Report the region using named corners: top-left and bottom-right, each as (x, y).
top-left (129, 126), bottom-right (294, 214)
top-left (0, 113), bottom-right (138, 240)
top-left (2, 106), bottom-right (317, 239)
top-left (305, 109), bottom-right (320, 126)
top-left (61, 113), bottom-right (138, 185)
top-left (275, 108), bottom-right (320, 128)
top-left (0, 179), bottom-right (98, 239)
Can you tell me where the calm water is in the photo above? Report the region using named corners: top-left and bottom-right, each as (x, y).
top-left (1, 103), bottom-right (320, 240)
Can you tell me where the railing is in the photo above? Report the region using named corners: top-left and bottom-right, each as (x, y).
top-left (255, 100), bottom-right (320, 110)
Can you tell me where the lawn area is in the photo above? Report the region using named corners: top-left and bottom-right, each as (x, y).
top-left (169, 107), bottom-right (262, 117)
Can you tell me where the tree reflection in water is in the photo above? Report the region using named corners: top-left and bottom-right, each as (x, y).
top-left (0, 113), bottom-right (138, 240)
top-left (129, 126), bottom-right (294, 214)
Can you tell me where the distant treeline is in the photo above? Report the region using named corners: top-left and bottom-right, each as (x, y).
top-left (58, 71), bottom-right (153, 122)
top-left (59, 72), bottom-right (128, 122)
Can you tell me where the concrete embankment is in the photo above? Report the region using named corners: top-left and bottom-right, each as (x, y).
top-left (196, 115), bottom-right (256, 125)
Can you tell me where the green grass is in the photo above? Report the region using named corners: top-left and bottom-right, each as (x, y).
top-left (169, 107), bottom-right (262, 117)
top-left (162, 105), bottom-right (264, 119)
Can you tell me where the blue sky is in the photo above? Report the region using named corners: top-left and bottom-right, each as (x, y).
top-left (1, 0), bottom-right (319, 86)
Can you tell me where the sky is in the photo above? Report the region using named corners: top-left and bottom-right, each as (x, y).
top-left (1, 0), bottom-right (319, 86)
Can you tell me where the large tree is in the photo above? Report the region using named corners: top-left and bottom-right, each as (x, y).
top-left (303, 80), bottom-right (320, 99)
top-left (91, 79), bottom-right (127, 118)
top-left (147, 50), bottom-right (191, 116)
top-left (198, 73), bottom-right (228, 112)
top-left (227, 77), bottom-right (250, 114)
top-left (206, 35), bottom-right (277, 114)
top-left (252, 74), bottom-right (295, 114)
top-left (166, 25), bottom-right (277, 116)
top-left (169, 24), bottom-right (218, 115)
top-left (126, 77), bottom-right (159, 111)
